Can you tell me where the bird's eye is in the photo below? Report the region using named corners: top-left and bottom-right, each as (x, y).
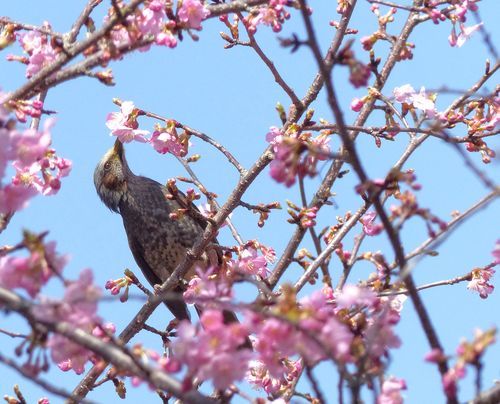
top-left (104, 161), bottom-right (112, 170)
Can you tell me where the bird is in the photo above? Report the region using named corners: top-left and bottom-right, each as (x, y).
top-left (94, 139), bottom-right (219, 322)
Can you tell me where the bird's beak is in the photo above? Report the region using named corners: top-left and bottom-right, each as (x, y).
top-left (113, 138), bottom-right (124, 160)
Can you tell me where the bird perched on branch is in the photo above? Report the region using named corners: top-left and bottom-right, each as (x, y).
top-left (94, 139), bottom-right (219, 322)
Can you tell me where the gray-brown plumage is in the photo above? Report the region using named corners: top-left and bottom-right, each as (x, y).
top-left (94, 139), bottom-right (208, 321)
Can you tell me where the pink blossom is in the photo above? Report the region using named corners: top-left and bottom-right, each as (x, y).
top-left (252, 317), bottom-right (297, 377)
top-left (351, 97), bottom-right (364, 112)
top-left (183, 267), bottom-right (233, 306)
top-left (360, 35), bottom-right (376, 50)
top-left (247, 358), bottom-right (302, 395)
top-left (109, 25), bottom-right (133, 48)
top-left (467, 265), bottom-right (495, 299)
top-left (393, 84), bottom-right (415, 103)
top-left (243, 0), bottom-right (289, 34)
top-left (410, 88), bottom-right (436, 117)
top-left (178, 0), bottom-right (210, 30)
top-left (269, 154), bottom-right (296, 187)
top-left (455, 23), bottom-right (483, 48)
top-left (155, 31), bottom-right (177, 48)
top-left (378, 376), bottom-right (407, 404)
top-left (336, 284), bottom-right (378, 309)
top-left (18, 31), bottom-right (58, 78)
top-left (453, 0), bottom-right (478, 22)
top-left (229, 247), bottom-right (269, 278)
top-left (266, 126), bottom-right (283, 145)
top-left (442, 364), bottom-right (466, 400)
top-left (360, 211), bottom-right (383, 236)
top-left (106, 101), bottom-right (149, 143)
top-left (315, 316), bottom-right (353, 362)
top-left (392, 85), bottom-right (436, 117)
top-left (150, 129), bottom-right (186, 156)
top-left (198, 202), bottom-right (229, 228)
top-left (299, 292), bottom-right (354, 363)
top-left (49, 334), bottom-right (93, 375)
top-left (34, 269), bottom-right (102, 374)
top-left (0, 183), bottom-right (37, 214)
top-left (0, 240), bottom-right (67, 297)
top-left (365, 312), bottom-right (402, 357)
top-left (137, 0), bottom-right (166, 35)
top-left (425, 348), bottom-right (446, 363)
top-left (172, 310), bottom-right (252, 389)
top-left (11, 126), bottom-right (51, 166)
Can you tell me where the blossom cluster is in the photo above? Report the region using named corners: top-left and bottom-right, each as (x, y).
top-left (105, 0), bottom-right (209, 53)
top-left (9, 28), bottom-right (58, 79)
top-left (0, 230), bottom-right (107, 375)
top-left (0, 233), bottom-right (67, 297)
top-left (427, 328), bottom-right (496, 400)
top-left (227, 240), bottom-right (276, 279)
top-left (421, 0), bottom-right (482, 47)
top-left (353, 82), bottom-right (497, 164)
top-left (393, 84), bottom-right (437, 118)
top-left (357, 169), bottom-right (447, 239)
top-left (242, 0), bottom-right (291, 34)
top-left (5, 0), bottom-right (210, 77)
top-left (172, 309), bottom-right (253, 389)
top-left (106, 101), bottom-right (189, 157)
top-left (0, 100), bottom-right (71, 214)
top-left (174, 283), bottom-right (405, 393)
top-left (34, 269), bottom-right (110, 375)
top-left (266, 125), bottom-right (331, 187)
top-left (361, 1), bottom-right (481, 52)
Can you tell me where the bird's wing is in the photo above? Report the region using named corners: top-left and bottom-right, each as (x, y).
top-left (125, 228), bottom-right (191, 321)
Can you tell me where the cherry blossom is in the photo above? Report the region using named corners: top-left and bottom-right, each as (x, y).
top-left (393, 84), bottom-right (436, 117)
top-left (378, 376), bottom-right (407, 404)
top-left (351, 97), bottom-right (364, 112)
top-left (17, 30), bottom-right (58, 78)
top-left (183, 266), bottom-right (233, 307)
top-left (247, 358), bottom-right (302, 395)
top-left (106, 101), bottom-right (149, 143)
top-left (229, 245), bottom-right (271, 278)
top-left (150, 127), bottom-right (187, 156)
top-left (267, 127), bottom-right (331, 187)
top-left (243, 0), bottom-right (290, 34)
top-left (178, 0), bottom-right (210, 30)
top-left (360, 211), bottom-right (384, 236)
top-left (336, 284), bottom-right (377, 309)
top-left (467, 265), bottom-right (495, 299)
top-left (442, 364), bottom-right (465, 400)
top-left (34, 269), bottom-right (103, 374)
top-left (0, 183), bottom-right (37, 214)
top-left (172, 310), bottom-right (252, 389)
top-left (137, 0), bottom-right (166, 36)
top-left (449, 23), bottom-right (483, 48)
top-left (11, 125), bottom-right (51, 166)
top-left (0, 239), bottom-right (67, 297)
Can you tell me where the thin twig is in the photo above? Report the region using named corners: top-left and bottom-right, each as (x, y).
top-left (379, 273), bottom-right (471, 296)
top-left (0, 352), bottom-right (95, 404)
top-left (236, 11), bottom-right (302, 109)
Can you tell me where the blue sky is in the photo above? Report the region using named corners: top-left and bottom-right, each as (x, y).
top-left (1, 1), bottom-right (499, 403)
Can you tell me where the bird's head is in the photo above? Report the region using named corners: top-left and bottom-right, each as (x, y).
top-left (94, 139), bottom-right (132, 212)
